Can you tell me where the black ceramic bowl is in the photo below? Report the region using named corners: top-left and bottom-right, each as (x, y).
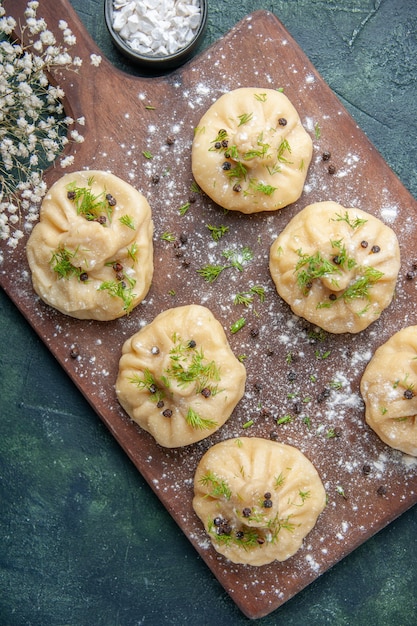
top-left (104, 0), bottom-right (208, 72)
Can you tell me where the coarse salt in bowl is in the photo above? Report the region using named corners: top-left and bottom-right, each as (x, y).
top-left (104, 0), bottom-right (208, 71)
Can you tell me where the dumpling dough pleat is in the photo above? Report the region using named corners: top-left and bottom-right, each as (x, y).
top-left (193, 437), bottom-right (326, 566)
top-left (360, 326), bottom-right (417, 457)
top-left (269, 201), bottom-right (400, 333)
top-left (192, 88), bottom-right (312, 213)
top-left (115, 305), bottom-right (246, 447)
top-left (26, 170), bottom-right (153, 320)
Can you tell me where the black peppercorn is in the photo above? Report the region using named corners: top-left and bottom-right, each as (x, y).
top-left (67, 190), bottom-right (76, 200)
top-left (278, 117), bottom-right (287, 126)
top-left (362, 464), bottom-right (371, 476)
top-left (162, 409), bottom-right (172, 418)
top-left (371, 245), bottom-right (381, 253)
top-left (70, 345), bottom-right (79, 358)
top-left (361, 241), bottom-right (369, 248)
top-left (242, 507), bottom-right (251, 518)
top-left (106, 193), bottom-right (117, 206)
top-left (322, 151), bottom-right (331, 161)
top-left (188, 340), bottom-right (196, 348)
top-left (152, 174), bottom-right (160, 184)
top-left (166, 136), bottom-right (175, 145)
top-left (80, 272), bottom-right (88, 282)
top-left (201, 387), bottom-right (211, 398)
top-left (233, 183), bottom-right (242, 192)
top-left (404, 388), bottom-right (414, 399)
top-left (376, 485), bottom-right (387, 496)
top-left (328, 164), bottom-right (336, 175)
top-left (222, 161), bottom-right (231, 170)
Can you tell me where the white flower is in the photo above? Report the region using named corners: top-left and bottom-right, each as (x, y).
top-left (90, 54), bottom-right (102, 67)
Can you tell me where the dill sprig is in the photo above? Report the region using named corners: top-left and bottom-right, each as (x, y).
top-left (186, 408), bottom-right (218, 430)
top-left (333, 211), bottom-right (368, 229)
top-left (98, 276), bottom-right (137, 312)
top-left (66, 178), bottom-right (113, 222)
top-left (197, 246), bottom-right (254, 282)
top-left (199, 471), bottom-right (232, 499)
top-left (119, 214), bottom-right (136, 229)
top-left (296, 249), bottom-right (341, 294)
top-left (50, 246), bottom-right (83, 280)
top-left (207, 224), bottom-right (229, 242)
top-left (165, 334), bottom-right (221, 395)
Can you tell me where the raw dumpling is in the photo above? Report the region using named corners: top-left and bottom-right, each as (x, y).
top-left (192, 88), bottom-right (312, 214)
top-left (360, 326), bottom-right (417, 456)
top-left (269, 201), bottom-right (400, 333)
top-left (115, 305), bottom-right (246, 447)
top-left (193, 437), bottom-right (326, 566)
top-left (26, 170), bottom-right (154, 320)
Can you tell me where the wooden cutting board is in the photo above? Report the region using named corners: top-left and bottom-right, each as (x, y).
top-left (3, 0), bottom-right (417, 619)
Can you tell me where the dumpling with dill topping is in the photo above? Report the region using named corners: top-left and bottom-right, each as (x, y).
top-left (269, 201), bottom-right (400, 333)
top-left (193, 437), bottom-right (326, 566)
top-left (115, 305), bottom-right (246, 447)
top-left (26, 170), bottom-right (153, 320)
top-left (360, 326), bottom-right (417, 456)
top-left (191, 87), bottom-right (313, 213)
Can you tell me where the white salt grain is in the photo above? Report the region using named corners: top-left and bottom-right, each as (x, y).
top-left (112, 0), bottom-right (202, 57)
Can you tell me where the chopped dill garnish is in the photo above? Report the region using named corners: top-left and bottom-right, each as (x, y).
top-left (199, 470), bottom-right (232, 499)
top-left (161, 231), bottom-right (176, 242)
top-left (50, 246), bottom-right (83, 280)
top-left (119, 214), bottom-right (136, 229)
top-left (230, 317), bottom-right (246, 334)
top-left (98, 277), bottom-right (137, 312)
top-left (249, 179), bottom-right (277, 196)
top-left (277, 138), bottom-right (292, 163)
top-left (197, 247), bottom-right (253, 282)
top-left (254, 93), bottom-right (267, 102)
top-left (142, 150), bottom-right (153, 159)
top-left (296, 250), bottom-right (341, 294)
top-left (178, 202), bottom-right (191, 216)
top-left (127, 242), bottom-right (139, 264)
top-left (237, 112), bottom-right (253, 126)
top-left (207, 224), bottom-right (229, 241)
top-left (234, 285), bottom-right (266, 306)
top-left (186, 407), bottom-right (217, 430)
top-left (333, 211), bottom-right (368, 229)
top-left (66, 178), bottom-right (113, 222)
top-left (197, 264), bottom-right (228, 283)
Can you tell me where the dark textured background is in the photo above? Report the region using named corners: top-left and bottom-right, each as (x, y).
top-left (1, 1), bottom-right (416, 624)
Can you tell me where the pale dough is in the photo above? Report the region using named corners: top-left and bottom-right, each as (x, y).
top-left (360, 326), bottom-right (417, 456)
top-left (193, 437), bottom-right (326, 566)
top-left (191, 88), bottom-right (312, 213)
top-left (269, 201), bottom-right (400, 333)
top-left (115, 305), bottom-right (246, 447)
top-left (26, 170), bottom-right (154, 320)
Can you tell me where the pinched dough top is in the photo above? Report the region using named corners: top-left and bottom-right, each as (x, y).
top-left (361, 326), bottom-right (417, 457)
top-left (192, 88), bottom-right (312, 214)
top-left (193, 437), bottom-right (326, 566)
top-left (115, 305), bottom-right (246, 448)
top-left (26, 170), bottom-right (153, 320)
top-left (269, 201), bottom-right (400, 334)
